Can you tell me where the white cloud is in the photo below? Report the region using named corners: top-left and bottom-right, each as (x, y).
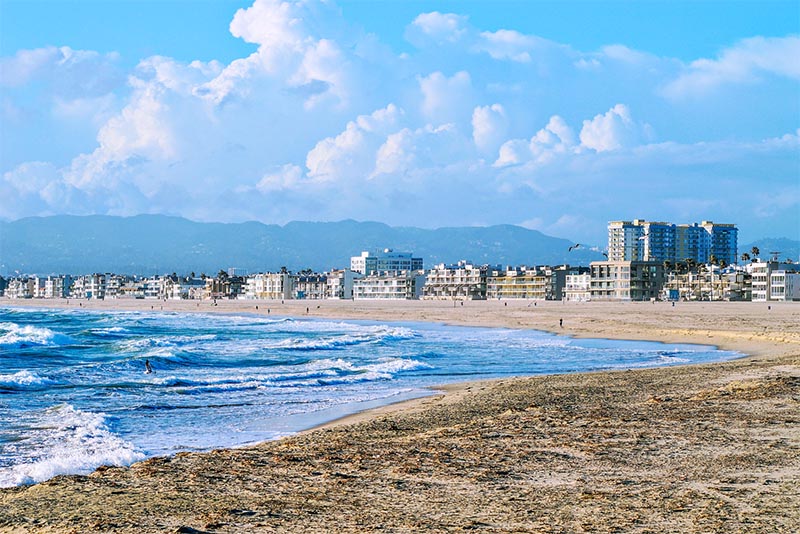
top-left (418, 71), bottom-right (474, 125)
top-left (472, 104), bottom-right (507, 154)
top-left (306, 104), bottom-right (402, 181)
top-left (579, 104), bottom-right (651, 152)
top-left (495, 115), bottom-right (576, 167)
top-left (663, 36), bottom-right (800, 98)
top-left (406, 12), bottom-right (469, 46)
top-left (1, 1), bottom-right (796, 243)
top-left (476, 30), bottom-right (540, 63)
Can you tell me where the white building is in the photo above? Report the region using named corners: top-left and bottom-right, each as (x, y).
top-left (326, 269), bottom-right (360, 299)
top-left (353, 271), bottom-right (426, 300)
top-left (350, 249), bottom-right (423, 275)
top-left (422, 261), bottom-right (492, 300)
top-left (244, 272), bottom-right (293, 300)
top-left (564, 273), bottom-right (591, 302)
top-left (750, 261), bottom-right (800, 301)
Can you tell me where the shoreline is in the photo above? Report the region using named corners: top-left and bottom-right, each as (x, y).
top-left (1, 298), bottom-right (798, 532)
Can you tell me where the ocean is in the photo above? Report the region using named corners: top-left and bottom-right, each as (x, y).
top-left (0, 306), bottom-right (739, 487)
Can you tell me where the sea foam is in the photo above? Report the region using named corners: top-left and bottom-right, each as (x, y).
top-left (0, 404), bottom-right (144, 487)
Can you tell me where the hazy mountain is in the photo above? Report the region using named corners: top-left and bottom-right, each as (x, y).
top-left (740, 237), bottom-right (800, 262)
top-left (0, 215), bottom-right (602, 275)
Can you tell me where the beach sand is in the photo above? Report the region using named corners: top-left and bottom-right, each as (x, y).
top-left (1, 298), bottom-right (798, 533)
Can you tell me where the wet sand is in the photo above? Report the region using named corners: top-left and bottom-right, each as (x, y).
top-left (1, 298), bottom-right (798, 533)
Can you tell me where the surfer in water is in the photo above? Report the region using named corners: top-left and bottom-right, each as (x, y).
top-left (144, 360), bottom-right (153, 374)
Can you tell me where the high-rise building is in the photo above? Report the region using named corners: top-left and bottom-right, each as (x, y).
top-left (607, 219), bottom-right (737, 265)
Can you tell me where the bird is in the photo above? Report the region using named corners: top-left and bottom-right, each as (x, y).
top-left (568, 244), bottom-right (582, 252)
top-left (602, 252), bottom-right (608, 258)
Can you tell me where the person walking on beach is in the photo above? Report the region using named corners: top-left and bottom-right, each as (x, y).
top-left (559, 318), bottom-right (563, 328)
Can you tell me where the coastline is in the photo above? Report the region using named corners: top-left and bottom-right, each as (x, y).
top-left (1, 298), bottom-right (798, 532)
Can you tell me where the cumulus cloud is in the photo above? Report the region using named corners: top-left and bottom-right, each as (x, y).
top-left (1, 0), bottom-right (797, 244)
top-left (579, 104), bottom-right (652, 152)
top-left (663, 36), bottom-right (800, 98)
top-left (472, 104), bottom-right (508, 154)
top-left (406, 12), bottom-right (469, 46)
top-left (306, 104), bottom-right (403, 181)
top-left (418, 70), bottom-right (474, 125)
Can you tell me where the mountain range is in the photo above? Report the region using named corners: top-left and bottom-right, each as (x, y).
top-left (1, 215), bottom-right (796, 276)
top-left (0, 215), bottom-right (603, 275)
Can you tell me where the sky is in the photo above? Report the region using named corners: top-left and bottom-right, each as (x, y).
top-left (1, 0), bottom-right (798, 246)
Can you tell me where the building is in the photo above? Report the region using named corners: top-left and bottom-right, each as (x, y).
top-left (244, 272), bottom-right (293, 300)
top-left (564, 272), bottom-right (592, 302)
top-left (351, 249), bottom-right (423, 275)
top-left (486, 266), bottom-right (550, 300)
top-left (325, 269), bottom-right (360, 300)
top-left (750, 261), bottom-right (800, 301)
top-left (43, 275), bottom-right (72, 298)
top-left (590, 261), bottom-right (665, 301)
top-left (293, 272), bottom-right (327, 300)
top-left (422, 261), bottom-right (494, 300)
top-left (353, 270), bottom-right (426, 300)
top-left (607, 219), bottom-right (737, 265)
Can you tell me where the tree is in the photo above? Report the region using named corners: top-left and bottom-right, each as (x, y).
top-left (740, 252), bottom-right (750, 263)
top-left (751, 246), bottom-right (760, 259)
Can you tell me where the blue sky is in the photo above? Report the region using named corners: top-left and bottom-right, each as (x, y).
top-left (1, 0), bottom-right (798, 245)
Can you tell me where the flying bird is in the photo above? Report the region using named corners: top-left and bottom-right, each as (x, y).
top-left (568, 244), bottom-right (582, 252)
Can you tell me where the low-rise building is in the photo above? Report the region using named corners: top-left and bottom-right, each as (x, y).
top-left (326, 269), bottom-right (360, 300)
top-left (422, 261), bottom-right (494, 300)
top-left (564, 272), bottom-right (592, 302)
top-left (353, 270), bottom-right (426, 300)
top-left (243, 272), bottom-right (293, 300)
top-left (749, 261), bottom-right (800, 301)
top-left (486, 266), bottom-right (549, 300)
top-left (590, 261), bottom-right (665, 301)
top-left (293, 272), bottom-right (327, 300)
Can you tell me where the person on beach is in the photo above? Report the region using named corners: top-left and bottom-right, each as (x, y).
top-left (144, 360), bottom-right (153, 374)
top-left (559, 318), bottom-right (563, 328)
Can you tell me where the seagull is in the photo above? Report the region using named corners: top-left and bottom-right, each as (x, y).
top-left (568, 243), bottom-right (582, 252)
top-left (602, 252), bottom-right (608, 258)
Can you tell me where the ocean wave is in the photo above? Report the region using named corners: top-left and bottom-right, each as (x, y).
top-left (0, 404), bottom-right (144, 487)
top-left (0, 322), bottom-right (74, 348)
top-left (0, 370), bottom-right (56, 390)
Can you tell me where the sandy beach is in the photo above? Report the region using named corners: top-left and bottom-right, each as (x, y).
top-left (1, 298), bottom-right (798, 533)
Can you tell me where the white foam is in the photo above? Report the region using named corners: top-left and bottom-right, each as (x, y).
top-left (0, 370), bottom-right (54, 389)
top-left (0, 404), bottom-right (145, 487)
top-left (0, 322), bottom-right (72, 348)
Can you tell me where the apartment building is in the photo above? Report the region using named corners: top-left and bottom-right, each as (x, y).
top-left (293, 273), bottom-right (327, 300)
top-left (422, 261), bottom-right (493, 300)
top-left (608, 219), bottom-right (737, 265)
top-left (353, 270), bottom-right (426, 300)
top-left (486, 266), bottom-right (550, 300)
top-left (351, 249), bottom-right (423, 275)
top-left (589, 261), bottom-right (665, 301)
top-left (244, 272), bottom-right (293, 300)
top-left (325, 269), bottom-right (360, 300)
top-left (564, 272), bottom-right (591, 302)
top-left (750, 261), bottom-right (800, 301)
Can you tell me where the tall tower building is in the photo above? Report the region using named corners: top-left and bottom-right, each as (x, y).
top-left (608, 219), bottom-right (737, 265)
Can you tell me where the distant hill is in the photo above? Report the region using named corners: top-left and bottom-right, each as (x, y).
top-left (740, 237), bottom-right (800, 263)
top-left (0, 215), bottom-right (602, 275)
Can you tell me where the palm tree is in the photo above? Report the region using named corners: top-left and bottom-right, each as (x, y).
top-left (751, 246), bottom-right (760, 259)
top-left (740, 252), bottom-right (750, 263)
